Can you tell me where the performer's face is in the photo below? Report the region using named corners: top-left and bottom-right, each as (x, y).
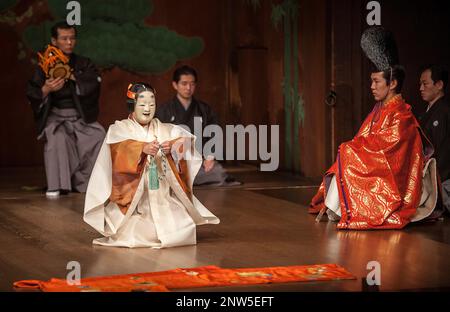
top-left (133, 91), bottom-right (156, 125)
top-left (172, 74), bottom-right (196, 100)
top-left (370, 72), bottom-right (391, 102)
top-left (51, 28), bottom-right (77, 55)
top-left (420, 69), bottom-right (443, 103)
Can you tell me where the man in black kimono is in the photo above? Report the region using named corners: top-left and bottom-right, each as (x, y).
top-left (26, 21), bottom-right (105, 198)
top-left (418, 64), bottom-right (450, 211)
top-left (156, 65), bottom-right (240, 186)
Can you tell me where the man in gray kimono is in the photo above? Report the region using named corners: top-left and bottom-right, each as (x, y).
top-left (26, 21), bottom-right (105, 198)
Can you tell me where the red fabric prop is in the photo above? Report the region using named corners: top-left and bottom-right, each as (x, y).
top-left (14, 264), bottom-right (355, 292)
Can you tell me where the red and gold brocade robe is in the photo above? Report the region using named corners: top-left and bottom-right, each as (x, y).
top-left (310, 95), bottom-right (433, 230)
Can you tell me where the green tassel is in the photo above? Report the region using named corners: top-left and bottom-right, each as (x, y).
top-left (148, 157), bottom-right (159, 190)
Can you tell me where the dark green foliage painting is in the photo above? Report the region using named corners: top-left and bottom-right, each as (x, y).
top-left (22, 0), bottom-right (204, 74)
top-left (0, 0), bottom-right (16, 12)
top-left (246, 0), bottom-right (304, 171)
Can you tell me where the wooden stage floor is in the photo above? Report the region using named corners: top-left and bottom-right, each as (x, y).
top-left (0, 166), bottom-right (450, 292)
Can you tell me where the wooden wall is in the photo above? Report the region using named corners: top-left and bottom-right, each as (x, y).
top-left (0, 0), bottom-right (232, 168)
top-left (1, 0), bottom-right (449, 179)
top-left (373, 0), bottom-right (450, 117)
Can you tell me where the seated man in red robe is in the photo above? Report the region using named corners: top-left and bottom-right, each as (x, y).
top-left (309, 26), bottom-right (441, 230)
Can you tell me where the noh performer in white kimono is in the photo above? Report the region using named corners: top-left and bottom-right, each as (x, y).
top-left (84, 82), bottom-right (219, 248)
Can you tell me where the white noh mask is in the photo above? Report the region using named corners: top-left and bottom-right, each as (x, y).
top-left (133, 91), bottom-right (156, 125)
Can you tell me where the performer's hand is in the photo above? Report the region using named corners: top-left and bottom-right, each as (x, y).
top-left (203, 158), bottom-right (215, 173)
top-left (160, 141), bottom-right (171, 155)
top-left (143, 140), bottom-right (160, 156)
top-left (42, 77), bottom-right (65, 98)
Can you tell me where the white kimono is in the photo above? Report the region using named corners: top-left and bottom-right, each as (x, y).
top-left (83, 117), bottom-right (219, 248)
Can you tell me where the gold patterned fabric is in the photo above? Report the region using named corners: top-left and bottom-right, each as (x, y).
top-left (109, 140), bottom-right (147, 215)
top-left (109, 139), bottom-right (191, 215)
top-left (311, 95), bottom-right (430, 229)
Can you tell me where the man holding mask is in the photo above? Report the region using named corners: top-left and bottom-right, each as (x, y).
top-left (26, 21), bottom-right (105, 198)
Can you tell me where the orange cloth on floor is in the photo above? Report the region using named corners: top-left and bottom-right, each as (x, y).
top-left (13, 264), bottom-right (355, 292)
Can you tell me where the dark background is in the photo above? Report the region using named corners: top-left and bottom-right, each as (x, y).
top-left (0, 0), bottom-right (449, 177)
